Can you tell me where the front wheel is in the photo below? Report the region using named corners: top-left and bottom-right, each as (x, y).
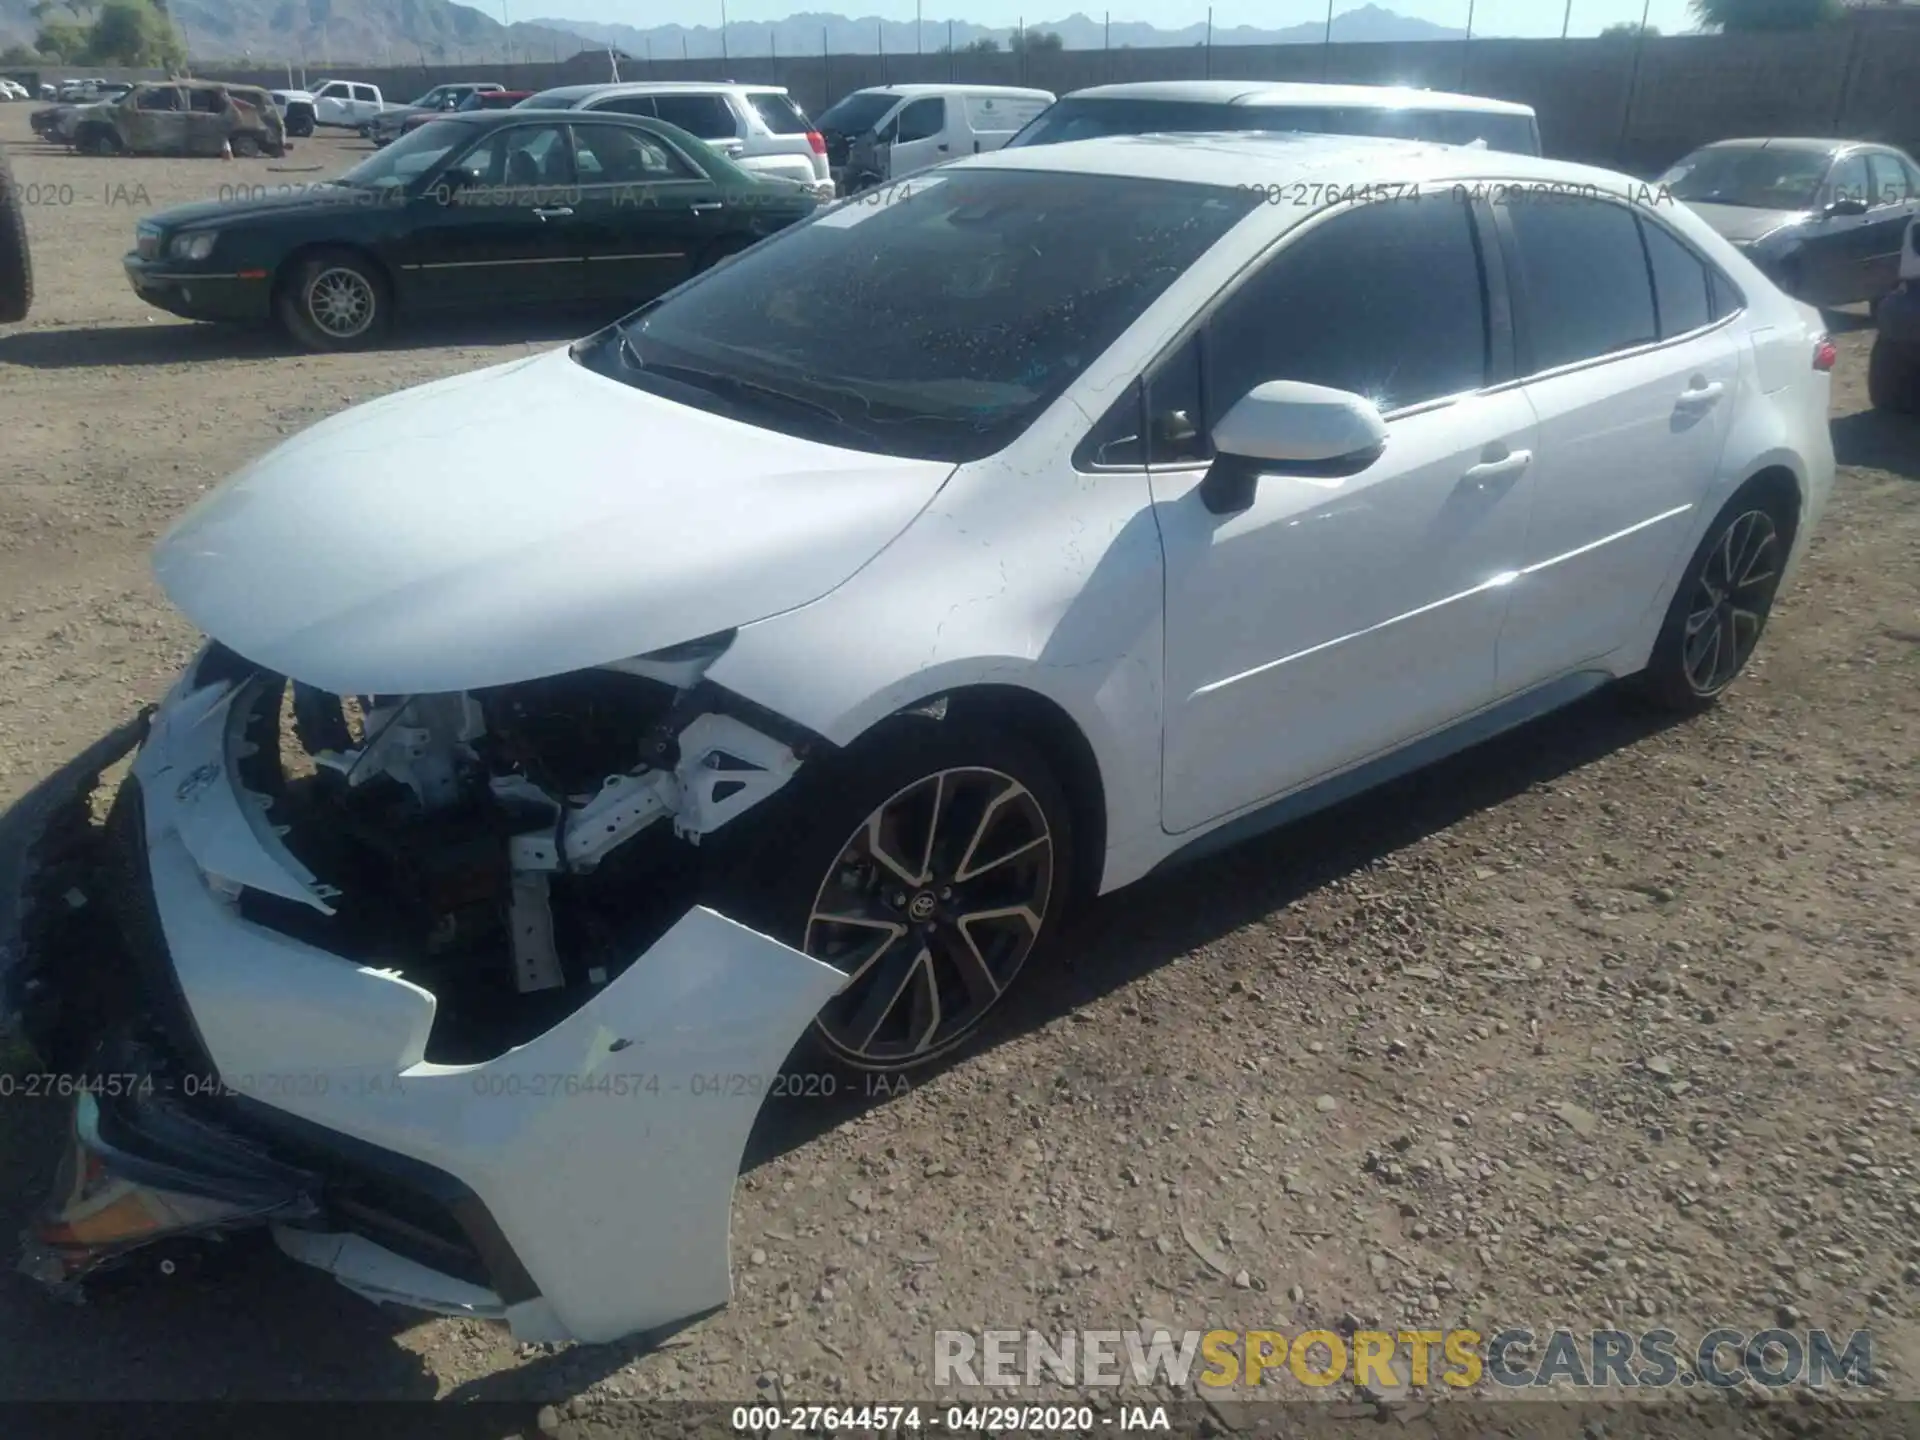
top-left (1634, 489), bottom-right (1792, 712)
top-left (726, 718), bottom-right (1073, 1073)
top-left (275, 248), bottom-right (390, 352)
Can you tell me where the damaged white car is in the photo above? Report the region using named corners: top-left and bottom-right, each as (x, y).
top-left (1, 134), bottom-right (1833, 1344)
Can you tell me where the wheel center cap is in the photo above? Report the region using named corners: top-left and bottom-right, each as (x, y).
top-left (907, 890), bottom-right (939, 923)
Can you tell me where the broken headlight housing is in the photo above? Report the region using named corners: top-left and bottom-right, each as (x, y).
top-left (168, 230), bottom-right (219, 262)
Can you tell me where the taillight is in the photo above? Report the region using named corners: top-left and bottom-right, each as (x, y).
top-left (806, 129), bottom-right (826, 155)
top-left (1813, 336), bottom-right (1838, 372)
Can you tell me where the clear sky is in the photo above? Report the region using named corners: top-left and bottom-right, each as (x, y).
top-left (538, 1), bottom-right (1705, 37)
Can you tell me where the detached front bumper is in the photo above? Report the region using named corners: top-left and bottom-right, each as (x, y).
top-left (1, 658), bottom-right (846, 1343)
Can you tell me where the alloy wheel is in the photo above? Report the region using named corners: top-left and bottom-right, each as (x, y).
top-left (1683, 508), bottom-right (1780, 696)
top-left (804, 767), bottom-right (1054, 1068)
top-left (306, 267), bottom-right (376, 340)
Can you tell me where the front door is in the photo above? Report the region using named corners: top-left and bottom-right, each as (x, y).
top-left (568, 122), bottom-right (723, 304)
top-left (1862, 152), bottom-right (1920, 300)
top-left (886, 97), bottom-right (949, 180)
top-left (399, 123), bottom-right (592, 311)
top-left (122, 85), bottom-right (185, 154)
top-left (1492, 197), bottom-right (1743, 693)
top-left (1153, 193), bottom-right (1533, 834)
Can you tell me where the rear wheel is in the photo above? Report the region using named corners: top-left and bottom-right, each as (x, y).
top-left (287, 109), bottom-right (314, 138)
top-left (724, 717), bottom-right (1073, 1073)
top-left (1634, 487), bottom-right (1793, 712)
top-left (0, 143), bottom-right (31, 324)
top-left (1868, 336), bottom-right (1920, 414)
top-left (230, 132), bottom-right (261, 158)
top-left (275, 248), bottom-right (390, 352)
top-left (75, 125), bottom-right (119, 157)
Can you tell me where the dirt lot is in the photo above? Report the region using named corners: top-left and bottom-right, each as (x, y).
top-left (1, 104), bottom-right (1917, 1431)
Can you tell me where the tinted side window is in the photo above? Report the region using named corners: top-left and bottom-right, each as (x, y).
top-left (1208, 194), bottom-right (1489, 417)
top-left (592, 96), bottom-right (656, 118)
top-left (1639, 217), bottom-right (1713, 339)
top-left (1507, 198), bottom-right (1656, 372)
top-left (650, 93), bottom-right (737, 140)
top-left (1867, 153), bottom-right (1911, 207)
top-left (1824, 154), bottom-right (1870, 208)
top-left (1707, 266), bottom-right (1744, 323)
top-left (748, 92), bottom-right (811, 134)
top-left (895, 98), bottom-right (945, 143)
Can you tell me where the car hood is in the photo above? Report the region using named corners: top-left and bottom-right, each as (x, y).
top-left (144, 185), bottom-right (405, 230)
top-left (1679, 201), bottom-right (1807, 247)
top-left (152, 348), bottom-right (955, 696)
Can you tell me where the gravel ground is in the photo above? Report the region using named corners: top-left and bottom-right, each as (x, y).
top-left (0, 105), bottom-right (1916, 1433)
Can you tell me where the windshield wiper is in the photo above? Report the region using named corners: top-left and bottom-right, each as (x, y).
top-left (615, 347), bottom-right (881, 442)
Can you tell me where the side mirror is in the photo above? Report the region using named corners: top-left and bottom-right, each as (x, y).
top-left (1199, 381), bottom-right (1389, 516)
top-left (1825, 196), bottom-right (1869, 219)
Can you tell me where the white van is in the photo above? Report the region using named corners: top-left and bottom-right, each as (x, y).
top-left (815, 83), bottom-right (1056, 190)
top-left (1004, 81), bottom-right (1541, 156)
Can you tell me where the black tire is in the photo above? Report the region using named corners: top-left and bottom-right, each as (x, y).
top-left (1633, 484), bottom-right (1794, 713)
top-left (75, 124), bottom-right (119, 157)
top-left (0, 143), bottom-right (31, 324)
top-left (287, 110), bottom-right (315, 138)
top-left (230, 131), bottom-right (262, 158)
top-left (274, 247), bottom-right (390, 352)
top-left (720, 715), bottom-right (1075, 1074)
top-left (1868, 336), bottom-right (1920, 414)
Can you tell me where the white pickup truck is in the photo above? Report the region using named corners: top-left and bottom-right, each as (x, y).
top-left (309, 79), bottom-right (392, 130)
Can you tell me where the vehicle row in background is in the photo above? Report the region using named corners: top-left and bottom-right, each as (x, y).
top-left (367, 82), bottom-right (507, 146)
top-left (815, 83), bottom-right (1055, 192)
top-left (401, 89), bottom-right (534, 137)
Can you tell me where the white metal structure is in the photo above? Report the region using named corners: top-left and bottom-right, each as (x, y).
top-left (4, 133), bottom-right (1834, 1347)
top-left (517, 80), bottom-right (832, 196)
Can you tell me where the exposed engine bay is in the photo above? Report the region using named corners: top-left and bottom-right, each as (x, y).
top-left (213, 643), bottom-right (814, 1063)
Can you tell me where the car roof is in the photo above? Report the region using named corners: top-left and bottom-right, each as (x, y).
top-left (959, 129), bottom-right (1613, 190)
top-left (1694, 136), bottom-right (1905, 156)
top-left (537, 80), bottom-right (791, 100)
top-left (1061, 79), bottom-right (1535, 117)
top-left (422, 108), bottom-right (693, 129)
top-left (850, 83), bottom-right (1055, 98)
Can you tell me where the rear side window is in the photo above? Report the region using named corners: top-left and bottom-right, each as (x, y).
top-left (650, 93), bottom-right (738, 140)
top-left (591, 96), bottom-right (656, 118)
top-left (1208, 193), bottom-right (1491, 417)
top-left (1638, 217), bottom-right (1712, 339)
top-left (894, 97), bottom-right (945, 143)
top-left (353, 85), bottom-right (379, 104)
top-left (748, 92), bottom-right (811, 134)
top-left (1867, 152), bottom-right (1911, 207)
top-left (1506, 197), bottom-right (1657, 373)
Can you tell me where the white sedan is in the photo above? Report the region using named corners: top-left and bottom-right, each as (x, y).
top-left (1, 133), bottom-right (1834, 1345)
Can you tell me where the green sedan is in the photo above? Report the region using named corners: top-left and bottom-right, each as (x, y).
top-left (123, 110), bottom-right (822, 351)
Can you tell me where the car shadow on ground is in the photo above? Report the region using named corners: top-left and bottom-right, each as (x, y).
top-left (0, 685), bottom-right (1687, 1402)
top-left (0, 313), bottom-right (612, 370)
top-left (1832, 406), bottom-right (1920, 481)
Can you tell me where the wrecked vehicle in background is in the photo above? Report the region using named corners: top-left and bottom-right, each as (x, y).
top-left (71, 81), bottom-right (287, 158)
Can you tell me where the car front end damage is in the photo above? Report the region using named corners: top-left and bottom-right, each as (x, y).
top-left (0, 642), bottom-right (849, 1343)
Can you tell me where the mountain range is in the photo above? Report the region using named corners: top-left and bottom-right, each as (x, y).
top-left (0, 2), bottom-right (1465, 66)
top-left (541, 5), bottom-right (1467, 62)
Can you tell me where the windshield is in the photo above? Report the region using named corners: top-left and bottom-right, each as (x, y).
top-left (333, 119), bottom-right (471, 191)
top-left (814, 92), bottom-right (899, 135)
top-left (583, 168), bottom-right (1258, 464)
top-left (1658, 145), bottom-right (1832, 210)
top-left (520, 88), bottom-right (585, 110)
top-left (1006, 95), bottom-right (1538, 155)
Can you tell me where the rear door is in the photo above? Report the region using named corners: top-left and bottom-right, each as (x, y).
top-left (350, 84), bottom-right (382, 125)
top-left (1799, 151), bottom-right (1873, 306)
top-left (569, 122), bottom-right (720, 303)
top-left (398, 122), bottom-right (592, 310)
top-left (1492, 195), bottom-right (1744, 693)
top-left (182, 86), bottom-right (228, 155)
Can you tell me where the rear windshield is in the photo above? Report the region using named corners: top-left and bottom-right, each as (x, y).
top-left (1007, 95), bottom-right (1539, 155)
top-left (586, 169), bottom-right (1260, 464)
top-left (815, 91), bottom-right (899, 136)
top-left (749, 91), bottom-right (812, 134)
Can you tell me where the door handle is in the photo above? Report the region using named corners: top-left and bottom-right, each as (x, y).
top-left (531, 206), bottom-right (573, 219)
top-left (690, 201), bottom-right (724, 213)
top-left (1460, 449), bottom-right (1532, 491)
top-left (936, 143), bottom-right (949, 151)
top-left (1675, 380), bottom-right (1726, 410)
